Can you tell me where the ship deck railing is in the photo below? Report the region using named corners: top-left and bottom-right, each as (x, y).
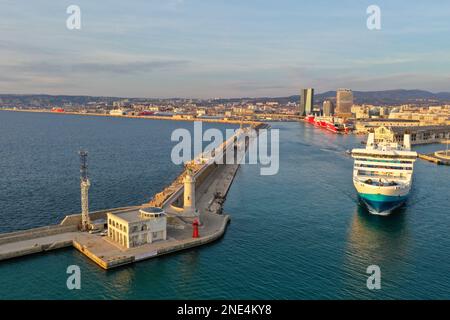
top-left (355, 175), bottom-right (409, 184)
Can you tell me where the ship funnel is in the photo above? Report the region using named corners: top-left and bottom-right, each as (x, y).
top-left (367, 132), bottom-right (375, 149)
top-left (404, 134), bottom-right (411, 150)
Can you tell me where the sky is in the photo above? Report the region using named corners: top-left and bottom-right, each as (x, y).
top-left (1, 0), bottom-right (450, 98)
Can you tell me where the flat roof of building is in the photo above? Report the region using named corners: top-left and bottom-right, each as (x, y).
top-left (108, 210), bottom-right (142, 223)
top-left (108, 207), bottom-right (165, 224)
top-left (142, 207), bottom-right (164, 214)
top-left (359, 119), bottom-right (420, 122)
top-left (388, 125), bottom-right (450, 133)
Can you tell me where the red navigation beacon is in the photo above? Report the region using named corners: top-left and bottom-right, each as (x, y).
top-left (192, 219), bottom-right (200, 238)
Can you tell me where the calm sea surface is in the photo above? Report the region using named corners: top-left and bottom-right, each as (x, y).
top-left (0, 111), bottom-right (449, 299)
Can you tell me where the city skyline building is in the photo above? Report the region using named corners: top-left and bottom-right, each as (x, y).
top-left (299, 88), bottom-right (314, 116)
top-left (323, 100), bottom-right (334, 116)
top-left (335, 89), bottom-right (354, 116)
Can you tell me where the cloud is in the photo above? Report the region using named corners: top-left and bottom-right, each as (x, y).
top-left (0, 39), bottom-right (65, 56)
top-left (352, 57), bottom-right (418, 66)
top-left (229, 81), bottom-right (288, 92)
top-left (70, 60), bottom-right (189, 74)
top-left (166, 0), bottom-right (185, 10)
top-left (0, 59), bottom-right (190, 94)
top-left (0, 59), bottom-right (189, 77)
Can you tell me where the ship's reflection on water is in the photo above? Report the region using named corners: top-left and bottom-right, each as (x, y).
top-left (346, 203), bottom-right (410, 265)
top-left (341, 203), bottom-right (412, 296)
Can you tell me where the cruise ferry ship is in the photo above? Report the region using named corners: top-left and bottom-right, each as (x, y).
top-left (351, 132), bottom-right (417, 215)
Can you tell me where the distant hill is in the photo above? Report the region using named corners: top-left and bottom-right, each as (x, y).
top-left (281, 90), bottom-right (450, 106)
top-left (1, 89), bottom-right (450, 107)
top-left (0, 94), bottom-right (119, 108)
top-left (210, 89), bottom-right (450, 106)
top-left (0, 94), bottom-right (162, 108)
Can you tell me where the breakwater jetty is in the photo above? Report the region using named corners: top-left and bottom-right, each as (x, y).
top-left (0, 123), bottom-right (268, 269)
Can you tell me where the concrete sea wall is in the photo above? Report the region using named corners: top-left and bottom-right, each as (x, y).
top-left (0, 225), bottom-right (77, 246)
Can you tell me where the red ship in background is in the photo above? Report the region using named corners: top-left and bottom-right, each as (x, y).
top-left (304, 115), bottom-right (353, 134)
top-left (51, 107), bottom-right (65, 112)
top-left (138, 111), bottom-right (155, 116)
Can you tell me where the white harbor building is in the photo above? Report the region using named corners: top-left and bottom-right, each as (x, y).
top-left (107, 207), bottom-right (167, 248)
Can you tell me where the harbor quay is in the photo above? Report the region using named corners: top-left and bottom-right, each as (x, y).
top-left (0, 203), bottom-right (231, 269)
top-left (0, 125), bottom-right (265, 269)
top-left (417, 144), bottom-right (450, 166)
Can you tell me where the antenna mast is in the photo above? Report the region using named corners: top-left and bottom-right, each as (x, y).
top-left (79, 150), bottom-right (91, 231)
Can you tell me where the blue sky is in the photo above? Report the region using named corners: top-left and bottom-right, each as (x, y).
top-left (1, 0), bottom-right (450, 98)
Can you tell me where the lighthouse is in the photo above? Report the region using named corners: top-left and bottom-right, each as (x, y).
top-left (183, 169), bottom-right (196, 216)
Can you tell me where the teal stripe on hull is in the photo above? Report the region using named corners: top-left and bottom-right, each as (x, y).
top-left (359, 193), bottom-right (408, 213)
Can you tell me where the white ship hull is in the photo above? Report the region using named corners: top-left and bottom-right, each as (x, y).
top-left (353, 176), bottom-right (411, 215)
top-left (351, 132), bottom-right (417, 215)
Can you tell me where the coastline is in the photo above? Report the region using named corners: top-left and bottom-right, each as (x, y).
top-left (0, 108), bottom-right (261, 126)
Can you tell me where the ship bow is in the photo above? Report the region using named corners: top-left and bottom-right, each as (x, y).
top-left (359, 193), bottom-right (407, 214)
